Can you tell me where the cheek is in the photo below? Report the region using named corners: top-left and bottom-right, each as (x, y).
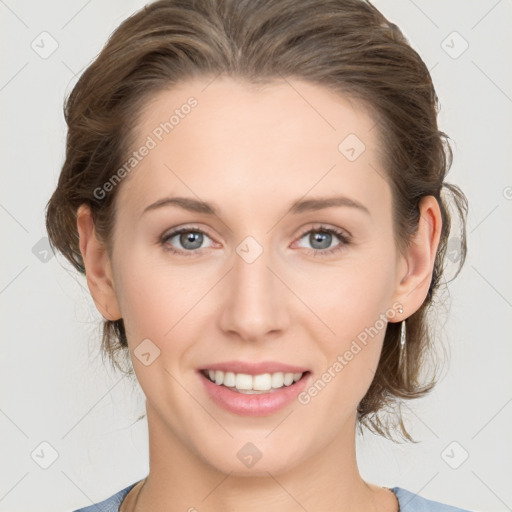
top-left (303, 287), bottom-right (392, 427)
top-left (112, 247), bottom-right (218, 364)
top-left (302, 243), bottom-right (396, 383)
top-left (295, 241), bottom-right (396, 330)
top-left (112, 249), bottom-right (184, 341)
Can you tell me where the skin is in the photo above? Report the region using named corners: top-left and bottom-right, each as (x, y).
top-left (77, 76), bottom-right (442, 512)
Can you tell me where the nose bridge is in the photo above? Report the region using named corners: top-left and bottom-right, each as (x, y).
top-left (218, 234), bottom-right (288, 340)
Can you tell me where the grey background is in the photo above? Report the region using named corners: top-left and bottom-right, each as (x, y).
top-left (0, 1), bottom-right (511, 511)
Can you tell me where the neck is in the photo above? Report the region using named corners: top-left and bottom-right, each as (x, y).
top-left (132, 401), bottom-right (393, 512)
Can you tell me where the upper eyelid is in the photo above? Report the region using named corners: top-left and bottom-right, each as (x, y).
top-left (299, 223), bottom-right (350, 237)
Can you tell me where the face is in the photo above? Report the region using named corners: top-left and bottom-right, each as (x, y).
top-left (95, 77), bottom-right (410, 475)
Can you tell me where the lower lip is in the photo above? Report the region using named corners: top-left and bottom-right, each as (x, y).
top-left (198, 371), bottom-right (312, 416)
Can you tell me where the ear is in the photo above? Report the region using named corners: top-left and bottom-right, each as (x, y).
top-left (76, 204), bottom-right (122, 321)
top-left (390, 195), bottom-right (443, 320)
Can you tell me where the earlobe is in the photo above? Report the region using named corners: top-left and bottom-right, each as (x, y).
top-left (76, 204), bottom-right (122, 321)
top-left (391, 195), bottom-right (442, 319)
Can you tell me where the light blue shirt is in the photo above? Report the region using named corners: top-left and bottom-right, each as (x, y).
top-left (71, 481), bottom-right (474, 511)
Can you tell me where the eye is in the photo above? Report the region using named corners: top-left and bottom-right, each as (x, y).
top-left (295, 225), bottom-right (351, 256)
top-left (159, 224), bottom-right (351, 257)
top-left (160, 226), bottom-right (215, 256)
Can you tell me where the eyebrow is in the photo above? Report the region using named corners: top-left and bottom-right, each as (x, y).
top-left (142, 195), bottom-right (370, 217)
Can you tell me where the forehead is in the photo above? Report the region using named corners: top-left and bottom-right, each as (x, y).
top-left (115, 76), bottom-right (388, 219)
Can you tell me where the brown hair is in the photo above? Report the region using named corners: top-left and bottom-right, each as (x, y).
top-left (45, 0), bottom-right (468, 442)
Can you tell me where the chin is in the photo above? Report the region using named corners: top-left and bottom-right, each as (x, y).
top-left (199, 440), bottom-right (305, 477)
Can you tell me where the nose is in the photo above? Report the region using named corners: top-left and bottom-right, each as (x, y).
top-left (217, 240), bottom-right (290, 343)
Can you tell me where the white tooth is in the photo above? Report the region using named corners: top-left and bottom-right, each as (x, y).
top-left (208, 370), bottom-right (304, 390)
top-left (271, 372), bottom-right (285, 388)
top-left (253, 373), bottom-right (272, 391)
top-left (214, 370), bottom-right (224, 385)
top-left (223, 371), bottom-right (236, 387)
top-left (235, 373), bottom-right (253, 390)
top-left (283, 373), bottom-right (294, 386)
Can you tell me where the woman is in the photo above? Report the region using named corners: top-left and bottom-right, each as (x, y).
top-left (45, 0), bottom-right (471, 510)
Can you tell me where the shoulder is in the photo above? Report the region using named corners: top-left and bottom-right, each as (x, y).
top-left (71, 482), bottom-right (475, 512)
top-left (391, 487), bottom-right (474, 512)
top-left (71, 481), bottom-right (139, 512)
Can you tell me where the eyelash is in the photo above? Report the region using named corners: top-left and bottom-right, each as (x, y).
top-left (159, 224), bottom-right (351, 258)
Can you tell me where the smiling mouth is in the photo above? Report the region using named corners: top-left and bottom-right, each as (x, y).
top-left (200, 369), bottom-right (310, 394)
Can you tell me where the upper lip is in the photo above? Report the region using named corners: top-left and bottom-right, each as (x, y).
top-left (198, 360), bottom-right (310, 375)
